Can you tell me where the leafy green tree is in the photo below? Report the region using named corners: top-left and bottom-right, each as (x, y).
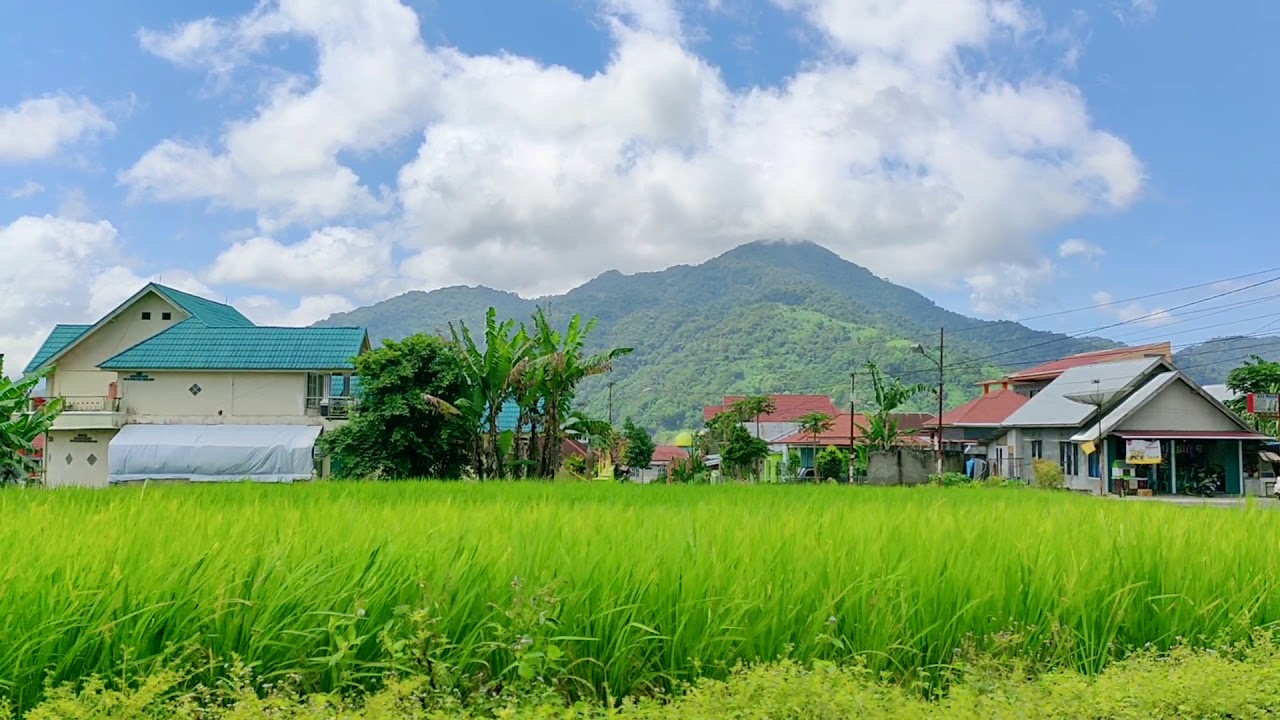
top-left (1226, 356), bottom-right (1280, 434)
top-left (525, 308), bottom-right (632, 477)
top-left (729, 395), bottom-right (776, 438)
top-left (797, 412), bottom-right (834, 477)
top-left (0, 363), bottom-right (63, 486)
top-left (815, 445), bottom-right (849, 482)
top-left (319, 334), bottom-right (470, 479)
top-left (450, 309), bottom-right (530, 479)
top-left (620, 418), bottom-right (655, 474)
top-left (720, 424), bottom-right (769, 481)
top-left (856, 361), bottom-right (930, 450)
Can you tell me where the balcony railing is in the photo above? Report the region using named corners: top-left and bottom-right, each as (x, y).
top-left (30, 396), bottom-right (121, 413)
top-left (305, 396), bottom-right (355, 420)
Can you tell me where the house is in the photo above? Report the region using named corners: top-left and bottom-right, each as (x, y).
top-left (936, 389), bottom-right (1029, 452)
top-left (775, 412), bottom-right (934, 469)
top-left (980, 342), bottom-right (1173, 398)
top-left (24, 283), bottom-right (370, 487)
top-left (703, 394), bottom-right (841, 443)
top-left (632, 445), bottom-right (687, 483)
top-left (986, 355), bottom-right (1269, 494)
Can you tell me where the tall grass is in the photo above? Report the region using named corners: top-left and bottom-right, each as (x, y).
top-left (1, 483), bottom-right (1278, 709)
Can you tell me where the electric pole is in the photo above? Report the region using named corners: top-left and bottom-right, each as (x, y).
top-left (607, 381), bottom-right (614, 427)
top-left (936, 327), bottom-right (945, 477)
top-left (849, 371), bottom-right (857, 483)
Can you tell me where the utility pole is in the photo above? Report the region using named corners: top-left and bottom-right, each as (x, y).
top-left (936, 327), bottom-right (945, 477)
top-left (849, 370), bottom-right (857, 483)
top-left (607, 381), bottom-right (615, 426)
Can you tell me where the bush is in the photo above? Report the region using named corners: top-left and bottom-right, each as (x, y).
top-left (930, 471), bottom-right (971, 487)
top-left (815, 446), bottom-right (849, 482)
top-left (1033, 459), bottom-right (1065, 489)
top-left (562, 455), bottom-right (588, 477)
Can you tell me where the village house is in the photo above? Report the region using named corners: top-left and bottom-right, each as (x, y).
top-left (24, 283), bottom-right (370, 487)
top-left (985, 355), bottom-right (1269, 494)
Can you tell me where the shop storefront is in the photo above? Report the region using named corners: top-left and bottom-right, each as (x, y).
top-left (1104, 432), bottom-right (1264, 496)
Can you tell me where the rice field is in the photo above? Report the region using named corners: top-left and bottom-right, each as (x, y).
top-left (2, 482), bottom-right (1279, 711)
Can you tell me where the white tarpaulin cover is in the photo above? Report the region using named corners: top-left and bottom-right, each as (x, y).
top-left (109, 424), bottom-right (322, 483)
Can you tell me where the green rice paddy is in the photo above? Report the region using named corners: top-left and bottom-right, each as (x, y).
top-left (1, 483), bottom-right (1278, 711)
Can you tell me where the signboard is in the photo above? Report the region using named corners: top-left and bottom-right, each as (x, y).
top-left (1126, 439), bottom-right (1163, 465)
top-left (1248, 393), bottom-right (1280, 417)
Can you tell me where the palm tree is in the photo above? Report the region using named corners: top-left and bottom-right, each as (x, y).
top-left (0, 362), bottom-right (63, 486)
top-left (797, 412), bottom-right (834, 480)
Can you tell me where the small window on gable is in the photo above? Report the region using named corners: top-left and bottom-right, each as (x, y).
top-left (141, 312), bottom-right (152, 320)
top-left (162, 312), bottom-right (172, 320)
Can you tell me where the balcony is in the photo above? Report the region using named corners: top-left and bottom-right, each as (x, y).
top-left (305, 396), bottom-right (356, 421)
top-left (32, 396), bottom-right (125, 431)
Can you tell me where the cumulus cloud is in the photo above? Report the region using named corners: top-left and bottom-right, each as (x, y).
top-left (0, 216), bottom-right (128, 374)
top-left (0, 95), bottom-right (114, 163)
top-left (1058, 238), bottom-right (1105, 260)
top-left (965, 259), bottom-right (1055, 317)
top-left (208, 226), bottom-right (393, 293)
top-left (127, 0), bottom-right (1145, 310)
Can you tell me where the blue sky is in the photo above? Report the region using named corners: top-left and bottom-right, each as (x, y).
top-left (2, 0), bottom-right (1278, 372)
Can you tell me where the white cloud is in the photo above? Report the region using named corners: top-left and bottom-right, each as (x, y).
top-left (965, 259), bottom-right (1055, 317)
top-left (1091, 290), bottom-right (1173, 326)
top-left (0, 216), bottom-right (130, 375)
top-left (1114, 0), bottom-right (1157, 25)
top-left (129, 0), bottom-right (1144, 309)
top-left (236, 294), bottom-right (355, 326)
top-left (208, 226), bottom-right (392, 293)
top-left (0, 95), bottom-right (114, 163)
top-left (8, 181), bottom-right (44, 199)
top-left (1058, 238), bottom-right (1105, 260)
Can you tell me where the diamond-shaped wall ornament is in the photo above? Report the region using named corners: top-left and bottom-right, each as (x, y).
top-left (87, 454), bottom-right (97, 466)
top-left (189, 383), bottom-right (202, 396)
top-left (65, 454), bottom-right (73, 465)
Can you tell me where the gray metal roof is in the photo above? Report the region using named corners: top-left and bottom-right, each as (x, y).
top-left (1071, 371), bottom-right (1179, 441)
top-left (1002, 356), bottom-right (1168, 428)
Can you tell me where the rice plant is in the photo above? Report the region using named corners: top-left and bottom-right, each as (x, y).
top-left (0, 482), bottom-right (1277, 710)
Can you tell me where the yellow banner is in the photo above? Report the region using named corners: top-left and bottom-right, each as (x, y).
top-left (1082, 441), bottom-right (1096, 456)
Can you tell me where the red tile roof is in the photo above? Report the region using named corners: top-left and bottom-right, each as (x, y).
top-left (937, 389), bottom-right (1029, 427)
top-left (651, 445), bottom-right (688, 463)
top-left (703, 394), bottom-right (840, 422)
top-left (775, 413), bottom-right (934, 446)
top-left (1005, 342), bottom-right (1172, 383)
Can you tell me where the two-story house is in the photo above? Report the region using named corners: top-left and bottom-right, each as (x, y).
top-left (24, 283), bottom-right (370, 487)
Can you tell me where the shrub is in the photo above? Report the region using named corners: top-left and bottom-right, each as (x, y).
top-left (1033, 459), bottom-right (1065, 489)
top-left (930, 471), bottom-right (971, 487)
top-left (562, 455), bottom-right (588, 477)
top-left (815, 446), bottom-right (849, 482)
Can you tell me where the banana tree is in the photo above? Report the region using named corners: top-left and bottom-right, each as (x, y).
top-left (1, 362), bottom-right (63, 486)
top-left (855, 361), bottom-right (929, 450)
top-left (527, 308), bottom-right (631, 477)
top-left (449, 309), bottom-right (531, 479)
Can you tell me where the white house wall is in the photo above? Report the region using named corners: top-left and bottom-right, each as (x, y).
top-left (121, 371), bottom-right (309, 422)
top-left (44, 429), bottom-right (115, 488)
top-left (1118, 380), bottom-right (1242, 433)
top-left (51, 293), bottom-right (185, 397)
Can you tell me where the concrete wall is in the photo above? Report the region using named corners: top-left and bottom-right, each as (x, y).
top-left (866, 448), bottom-right (962, 485)
top-left (44, 429), bottom-right (115, 488)
top-left (1120, 380), bottom-right (1242, 432)
top-left (121, 371), bottom-right (309, 422)
top-left (51, 293), bottom-right (184, 397)
top-left (1005, 427), bottom-right (1097, 491)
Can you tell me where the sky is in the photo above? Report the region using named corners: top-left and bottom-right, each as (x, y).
top-left (3, 0), bottom-right (1279, 374)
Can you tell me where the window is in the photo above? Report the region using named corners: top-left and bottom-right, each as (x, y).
top-left (141, 312), bottom-right (152, 320)
top-left (1087, 449), bottom-right (1101, 479)
top-left (1030, 440), bottom-right (1043, 459)
top-left (1060, 442), bottom-right (1078, 476)
top-left (162, 312), bottom-right (172, 320)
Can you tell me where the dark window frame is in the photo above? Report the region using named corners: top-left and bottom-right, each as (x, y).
top-left (162, 311), bottom-right (172, 320)
top-left (141, 311), bottom-right (152, 320)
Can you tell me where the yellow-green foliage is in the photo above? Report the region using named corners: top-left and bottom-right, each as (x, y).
top-left (1033, 458), bottom-right (1065, 489)
top-left (13, 643), bottom-right (1280, 718)
top-left (2, 483), bottom-right (1280, 712)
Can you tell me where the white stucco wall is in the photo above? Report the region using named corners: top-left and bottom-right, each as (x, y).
top-left (50, 293), bottom-right (185, 397)
top-left (44, 429), bottom-right (115, 488)
top-left (1119, 381), bottom-right (1242, 432)
top-left (120, 371), bottom-right (308, 421)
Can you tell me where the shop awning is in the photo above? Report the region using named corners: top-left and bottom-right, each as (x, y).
top-left (1111, 430), bottom-right (1270, 441)
top-left (109, 424), bottom-right (322, 483)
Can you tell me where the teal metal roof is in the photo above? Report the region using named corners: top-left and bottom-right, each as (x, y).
top-left (497, 401), bottom-right (520, 432)
top-left (151, 284), bottom-right (254, 327)
top-left (99, 320), bottom-right (368, 371)
top-left (23, 324), bottom-right (91, 374)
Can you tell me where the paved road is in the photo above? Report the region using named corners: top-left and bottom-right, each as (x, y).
top-left (1121, 495), bottom-right (1278, 508)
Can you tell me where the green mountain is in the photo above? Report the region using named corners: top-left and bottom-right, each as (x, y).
top-left (1175, 336), bottom-right (1280, 386)
top-left (317, 241), bottom-right (1115, 430)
